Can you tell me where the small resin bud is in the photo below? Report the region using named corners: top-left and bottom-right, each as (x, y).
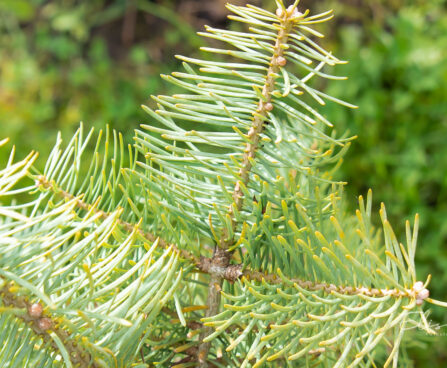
top-left (416, 298), bottom-right (424, 306)
top-left (292, 9), bottom-right (303, 19)
top-left (412, 281), bottom-right (424, 293)
top-left (35, 175), bottom-right (45, 187)
top-left (286, 5), bottom-right (295, 15)
top-left (28, 303), bottom-right (43, 318)
top-left (287, 5), bottom-right (303, 19)
top-left (37, 317), bottom-right (52, 331)
top-left (417, 288), bottom-right (430, 300)
top-left (276, 7), bottom-right (284, 18)
top-left (264, 102), bottom-right (274, 112)
top-left (276, 56), bottom-right (287, 66)
top-left (358, 287), bottom-right (368, 294)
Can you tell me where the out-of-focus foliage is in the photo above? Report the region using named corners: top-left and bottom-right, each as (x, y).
top-left (0, 0), bottom-right (446, 366)
top-left (0, 0), bottom-right (204, 165)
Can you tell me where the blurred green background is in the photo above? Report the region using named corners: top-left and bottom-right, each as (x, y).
top-left (0, 0), bottom-right (446, 365)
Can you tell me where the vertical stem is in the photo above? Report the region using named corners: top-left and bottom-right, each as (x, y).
top-left (198, 246), bottom-right (231, 366)
top-left (197, 273), bottom-right (223, 366)
top-left (197, 7), bottom-right (298, 366)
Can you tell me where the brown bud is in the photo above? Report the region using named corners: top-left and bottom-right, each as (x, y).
top-left (28, 303), bottom-right (43, 318)
top-left (264, 102), bottom-right (274, 112)
top-left (276, 56), bottom-right (287, 67)
top-left (37, 317), bottom-right (52, 331)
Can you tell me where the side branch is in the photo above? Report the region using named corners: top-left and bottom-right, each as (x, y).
top-left (34, 176), bottom-right (430, 303)
top-left (219, 10), bottom-right (296, 250)
top-left (35, 175), bottom-right (242, 281)
top-left (0, 281), bottom-right (100, 367)
top-left (35, 175), bottom-right (201, 265)
top-left (241, 269), bottom-right (431, 303)
top-left (198, 6), bottom-right (301, 366)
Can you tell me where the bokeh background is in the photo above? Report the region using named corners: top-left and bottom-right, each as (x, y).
top-left (0, 0), bottom-right (446, 365)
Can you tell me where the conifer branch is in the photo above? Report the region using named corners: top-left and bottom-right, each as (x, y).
top-left (34, 175), bottom-right (432, 306)
top-left (35, 173), bottom-right (246, 282)
top-left (219, 6), bottom-right (299, 250)
top-left (2, 1), bottom-right (444, 365)
top-left (0, 281), bottom-right (100, 368)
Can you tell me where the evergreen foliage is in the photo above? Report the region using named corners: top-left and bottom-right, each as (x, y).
top-left (0, 1), bottom-right (445, 367)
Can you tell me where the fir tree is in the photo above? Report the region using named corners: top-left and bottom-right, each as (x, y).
top-left (0, 1), bottom-right (445, 367)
